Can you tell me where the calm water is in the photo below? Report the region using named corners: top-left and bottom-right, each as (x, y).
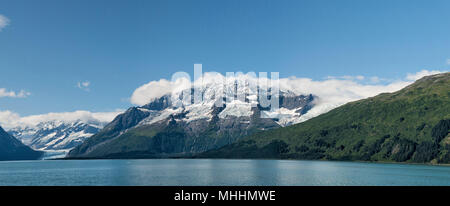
top-left (0, 159), bottom-right (449, 186)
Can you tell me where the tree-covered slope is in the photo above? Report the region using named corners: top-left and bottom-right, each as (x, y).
top-left (67, 107), bottom-right (280, 158)
top-left (200, 73), bottom-right (450, 164)
top-left (67, 107), bottom-right (151, 158)
top-left (67, 88), bottom-right (314, 159)
top-left (0, 125), bottom-right (43, 161)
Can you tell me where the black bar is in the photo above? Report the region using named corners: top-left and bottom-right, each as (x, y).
top-left (0, 186), bottom-right (448, 205)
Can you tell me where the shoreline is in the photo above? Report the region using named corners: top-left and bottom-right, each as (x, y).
top-left (53, 156), bottom-right (450, 167)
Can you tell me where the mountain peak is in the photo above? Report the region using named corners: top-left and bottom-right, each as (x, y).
top-left (8, 120), bottom-right (104, 152)
top-left (0, 125), bottom-right (43, 161)
top-left (67, 88), bottom-right (316, 158)
top-left (200, 73), bottom-right (450, 163)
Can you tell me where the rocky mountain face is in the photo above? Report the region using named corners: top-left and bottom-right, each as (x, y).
top-left (200, 73), bottom-right (450, 164)
top-left (0, 125), bottom-right (43, 161)
top-left (9, 121), bottom-right (103, 151)
top-left (67, 79), bottom-right (316, 158)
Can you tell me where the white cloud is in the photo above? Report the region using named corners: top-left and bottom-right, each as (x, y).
top-left (0, 14), bottom-right (9, 31)
top-left (130, 77), bottom-right (191, 105)
top-left (279, 77), bottom-right (412, 122)
top-left (0, 109), bottom-right (124, 130)
top-left (77, 81), bottom-right (90, 91)
top-left (446, 59), bottom-right (450, 65)
top-left (0, 110), bottom-right (21, 129)
top-left (326, 75), bottom-right (365, 81)
top-left (0, 88), bottom-right (31, 98)
top-left (406, 70), bottom-right (446, 81)
top-left (283, 70), bottom-right (446, 121)
top-left (369, 76), bottom-right (381, 83)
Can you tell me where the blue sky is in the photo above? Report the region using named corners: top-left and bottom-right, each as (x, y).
top-left (1, 0), bottom-right (450, 116)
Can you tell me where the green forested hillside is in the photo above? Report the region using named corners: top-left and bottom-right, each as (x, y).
top-left (67, 106), bottom-right (280, 158)
top-left (200, 73), bottom-right (450, 164)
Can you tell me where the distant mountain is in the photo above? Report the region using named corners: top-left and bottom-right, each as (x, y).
top-left (0, 125), bottom-right (43, 161)
top-left (67, 78), bottom-right (316, 158)
top-left (9, 120), bottom-right (102, 151)
top-left (200, 73), bottom-right (450, 164)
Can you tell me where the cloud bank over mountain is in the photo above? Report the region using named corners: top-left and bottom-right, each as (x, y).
top-left (406, 70), bottom-right (444, 81)
top-left (130, 69), bottom-right (447, 122)
top-left (1, 70), bottom-right (446, 130)
top-left (130, 77), bottom-right (192, 106)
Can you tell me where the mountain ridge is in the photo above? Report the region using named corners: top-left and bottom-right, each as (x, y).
top-left (9, 120), bottom-right (103, 151)
top-left (199, 73), bottom-right (450, 164)
top-left (0, 125), bottom-right (43, 161)
top-left (67, 82), bottom-right (316, 158)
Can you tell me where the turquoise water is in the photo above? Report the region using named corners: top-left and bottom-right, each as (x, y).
top-left (0, 159), bottom-right (449, 186)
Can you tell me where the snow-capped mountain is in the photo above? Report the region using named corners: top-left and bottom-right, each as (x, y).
top-left (68, 75), bottom-right (318, 158)
top-left (134, 74), bottom-right (316, 127)
top-left (9, 120), bottom-right (104, 151)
